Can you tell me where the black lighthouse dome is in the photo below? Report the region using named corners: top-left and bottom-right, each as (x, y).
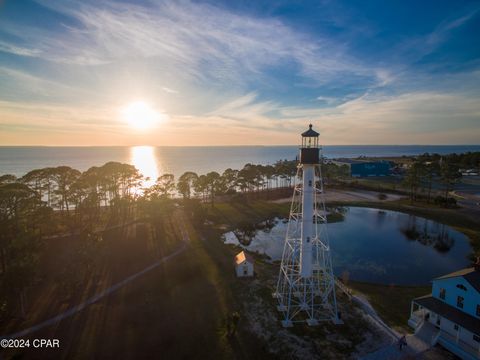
top-left (300, 124), bottom-right (320, 164)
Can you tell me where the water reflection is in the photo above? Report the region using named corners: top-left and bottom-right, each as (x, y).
top-left (130, 146), bottom-right (159, 188)
top-left (222, 207), bottom-right (471, 285)
top-left (235, 219), bottom-right (277, 246)
top-left (400, 215), bottom-right (454, 253)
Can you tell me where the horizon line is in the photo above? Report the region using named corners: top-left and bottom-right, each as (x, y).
top-left (1, 144), bottom-right (480, 148)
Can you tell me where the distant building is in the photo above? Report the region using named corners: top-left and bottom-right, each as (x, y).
top-left (332, 159), bottom-right (391, 177)
top-left (234, 251), bottom-right (254, 277)
top-left (408, 263), bottom-right (480, 359)
top-left (350, 161), bottom-right (391, 177)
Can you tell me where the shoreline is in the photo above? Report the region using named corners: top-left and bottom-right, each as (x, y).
top-left (2, 146), bottom-right (479, 178)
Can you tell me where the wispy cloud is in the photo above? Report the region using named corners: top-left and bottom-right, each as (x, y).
top-left (0, 0), bottom-right (478, 146)
top-left (312, 91), bottom-right (480, 144)
top-left (443, 9), bottom-right (479, 32)
top-left (316, 96), bottom-right (337, 105)
top-left (390, 8), bottom-right (479, 67)
top-left (0, 67), bottom-right (96, 102)
top-left (161, 87), bottom-right (179, 94)
top-left (0, 41), bottom-right (42, 57)
top-left (1, 87), bottom-right (479, 145)
top-left (0, 0), bottom-right (376, 86)
top-left (206, 92), bottom-right (279, 130)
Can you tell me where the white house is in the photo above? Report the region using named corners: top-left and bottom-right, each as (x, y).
top-left (234, 251), bottom-right (254, 277)
top-left (409, 262), bottom-right (480, 359)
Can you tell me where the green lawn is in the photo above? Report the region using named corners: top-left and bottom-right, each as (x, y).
top-left (348, 281), bottom-right (431, 332)
top-left (205, 200), bottom-right (345, 229)
top-left (207, 199), bottom-right (480, 335)
top-left (205, 200), bottom-right (290, 228)
top-left (5, 197), bottom-right (477, 358)
top-left (199, 221), bottom-right (384, 358)
top-left (3, 207), bottom-right (282, 360)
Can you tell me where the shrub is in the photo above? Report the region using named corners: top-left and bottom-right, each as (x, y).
top-left (433, 196), bottom-right (457, 208)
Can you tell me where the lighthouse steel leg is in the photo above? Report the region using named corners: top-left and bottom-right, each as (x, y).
top-left (275, 160), bottom-right (340, 326)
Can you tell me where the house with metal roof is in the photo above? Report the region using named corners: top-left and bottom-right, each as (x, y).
top-left (408, 262), bottom-right (480, 359)
top-left (234, 251), bottom-right (254, 277)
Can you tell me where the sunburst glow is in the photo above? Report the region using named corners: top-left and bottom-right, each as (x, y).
top-left (130, 146), bottom-right (159, 189)
top-left (122, 101), bottom-right (164, 130)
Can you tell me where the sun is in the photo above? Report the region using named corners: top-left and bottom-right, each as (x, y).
top-left (121, 101), bottom-right (164, 130)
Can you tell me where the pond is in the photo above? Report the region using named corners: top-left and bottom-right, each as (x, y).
top-left (223, 207), bottom-right (472, 285)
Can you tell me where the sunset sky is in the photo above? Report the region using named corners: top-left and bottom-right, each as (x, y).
top-left (0, 0), bottom-right (479, 146)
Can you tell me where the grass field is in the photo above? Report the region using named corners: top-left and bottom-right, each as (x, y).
top-left (205, 200), bottom-right (290, 228)
top-left (198, 203), bottom-right (386, 358)
top-left (348, 281), bottom-right (431, 332)
top-left (2, 195), bottom-right (478, 359)
top-left (1, 201), bottom-right (388, 359)
top-left (2, 211), bottom-right (251, 359)
top-left (205, 197), bottom-right (480, 334)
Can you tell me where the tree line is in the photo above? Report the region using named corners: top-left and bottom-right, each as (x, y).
top-left (1, 151), bottom-right (475, 318)
top-left (402, 153), bottom-right (474, 205)
top-left (0, 158), bottom-right (302, 319)
top-left (0, 159), bottom-right (299, 221)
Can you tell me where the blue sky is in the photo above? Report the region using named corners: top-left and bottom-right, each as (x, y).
top-left (0, 0), bottom-right (479, 145)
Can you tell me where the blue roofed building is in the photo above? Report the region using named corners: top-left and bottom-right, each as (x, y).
top-left (408, 263), bottom-right (480, 359)
top-left (332, 159), bottom-right (392, 177)
top-left (350, 161), bottom-right (391, 177)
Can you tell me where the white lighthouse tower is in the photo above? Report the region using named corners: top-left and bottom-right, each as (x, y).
top-left (274, 124), bottom-right (340, 327)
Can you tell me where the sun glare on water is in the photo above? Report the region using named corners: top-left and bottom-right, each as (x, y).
top-left (122, 101), bottom-right (165, 130)
top-left (130, 146), bottom-right (159, 189)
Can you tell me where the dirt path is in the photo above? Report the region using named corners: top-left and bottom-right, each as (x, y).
top-left (1, 219), bottom-right (190, 341)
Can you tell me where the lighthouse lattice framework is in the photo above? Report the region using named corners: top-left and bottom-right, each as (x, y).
top-left (274, 124), bottom-right (341, 327)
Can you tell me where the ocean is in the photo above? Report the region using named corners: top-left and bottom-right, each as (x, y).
top-left (1, 145), bottom-right (479, 180)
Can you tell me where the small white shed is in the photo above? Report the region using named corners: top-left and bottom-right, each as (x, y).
top-left (234, 251), bottom-right (254, 277)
